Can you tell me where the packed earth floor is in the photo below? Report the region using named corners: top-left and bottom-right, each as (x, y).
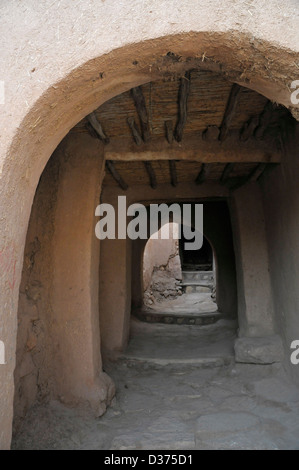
top-left (12, 316), bottom-right (299, 450)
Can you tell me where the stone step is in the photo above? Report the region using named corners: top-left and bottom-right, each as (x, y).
top-left (182, 270), bottom-right (214, 274)
top-left (181, 281), bottom-right (212, 287)
top-left (180, 280), bottom-right (213, 286)
top-left (133, 309), bottom-right (222, 326)
top-left (182, 270), bottom-right (214, 284)
top-left (119, 355), bottom-right (233, 369)
top-left (182, 263), bottom-right (212, 271)
top-left (182, 285), bottom-right (212, 294)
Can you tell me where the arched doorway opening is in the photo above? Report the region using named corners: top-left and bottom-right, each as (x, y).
top-left (123, 198), bottom-right (237, 369)
top-left (13, 61), bottom-right (290, 434)
top-left (140, 224), bottom-right (219, 319)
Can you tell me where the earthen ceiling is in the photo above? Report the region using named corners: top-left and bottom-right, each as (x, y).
top-left (69, 69), bottom-right (293, 190)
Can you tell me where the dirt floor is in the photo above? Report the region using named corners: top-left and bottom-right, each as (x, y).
top-left (12, 318), bottom-right (299, 450)
top-left (143, 291), bottom-right (217, 315)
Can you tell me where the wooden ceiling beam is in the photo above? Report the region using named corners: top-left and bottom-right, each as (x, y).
top-left (240, 115), bottom-right (259, 142)
top-left (195, 163), bottom-right (209, 185)
top-left (104, 131), bottom-right (282, 163)
top-left (130, 86), bottom-right (151, 142)
top-left (127, 117), bottom-right (143, 145)
top-left (203, 125), bottom-right (220, 141)
top-left (87, 112), bottom-right (109, 144)
top-left (165, 120), bottom-right (174, 144)
top-left (255, 101), bottom-right (275, 139)
top-left (247, 163), bottom-right (267, 182)
top-left (220, 163), bottom-right (235, 184)
top-left (169, 160), bottom-right (178, 187)
top-left (229, 163), bottom-right (267, 191)
top-left (144, 161), bottom-right (157, 189)
top-left (219, 84), bottom-right (242, 142)
top-left (174, 71), bottom-right (191, 142)
top-left (105, 160), bottom-right (128, 191)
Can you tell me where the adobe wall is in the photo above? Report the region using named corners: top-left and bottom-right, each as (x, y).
top-left (230, 183), bottom-right (275, 338)
top-left (262, 122), bottom-right (299, 383)
top-left (13, 133), bottom-right (115, 431)
top-left (203, 202), bottom-right (237, 316)
top-left (13, 150), bottom-right (60, 432)
top-left (99, 237), bottom-right (132, 356)
top-left (101, 183), bottom-right (283, 361)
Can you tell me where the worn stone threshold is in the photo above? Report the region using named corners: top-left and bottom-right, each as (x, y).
top-left (133, 309), bottom-right (221, 325)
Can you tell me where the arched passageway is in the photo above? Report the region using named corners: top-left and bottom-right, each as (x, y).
top-left (12, 69), bottom-right (297, 449)
top-left (13, 64), bottom-right (297, 441)
top-left (130, 201), bottom-right (237, 321)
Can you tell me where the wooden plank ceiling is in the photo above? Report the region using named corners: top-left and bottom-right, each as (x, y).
top-left (70, 69), bottom-right (293, 190)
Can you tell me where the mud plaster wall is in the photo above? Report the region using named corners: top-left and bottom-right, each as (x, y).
top-left (230, 182), bottom-right (275, 338)
top-left (202, 202), bottom-right (237, 316)
top-left (14, 133), bottom-right (114, 430)
top-left (143, 224), bottom-right (181, 292)
top-left (13, 153), bottom-right (60, 433)
top-left (99, 237), bottom-right (132, 356)
top-left (262, 123), bottom-right (299, 383)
